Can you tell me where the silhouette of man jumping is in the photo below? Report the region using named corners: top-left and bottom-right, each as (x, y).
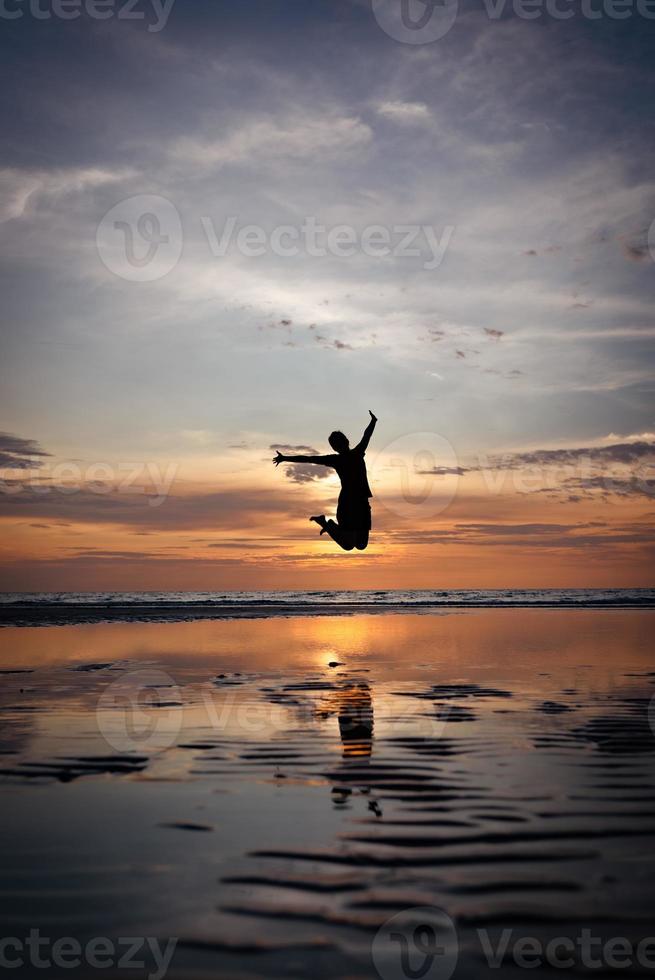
top-left (273, 411), bottom-right (377, 551)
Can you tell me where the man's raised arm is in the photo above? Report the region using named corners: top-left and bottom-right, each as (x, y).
top-left (356, 410), bottom-right (378, 454)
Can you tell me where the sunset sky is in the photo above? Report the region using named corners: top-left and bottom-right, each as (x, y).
top-left (1, 0), bottom-right (654, 591)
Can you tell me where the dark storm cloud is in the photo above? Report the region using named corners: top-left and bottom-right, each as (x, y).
top-left (391, 521), bottom-right (653, 551)
top-left (416, 465), bottom-right (471, 476)
top-left (281, 466), bottom-right (331, 485)
top-left (0, 485), bottom-right (296, 530)
top-left (445, 439), bottom-right (655, 500)
top-left (270, 444), bottom-right (332, 485)
top-left (0, 433), bottom-right (50, 469)
top-left (408, 439), bottom-right (655, 503)
top-left (491, 440), bottom-right (655, 469)
top-left (562, 475), bottom-right (655, 499)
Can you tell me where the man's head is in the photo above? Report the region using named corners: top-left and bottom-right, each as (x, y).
top-left (329, 430), bottom-right (350, 453)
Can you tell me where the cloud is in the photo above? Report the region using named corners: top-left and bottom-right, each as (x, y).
top-left (562, 475), bottom-right (655, 499)
top-left (270, 444), bottom-right (317, 454)
top-left (390, 521), bottom-right (653, 551)
top-left (0, 166), bottom-right (134, 223)
top-left (416, 466), bottom-right (470, 476)
top-left (0, 485), bottom-right (296, 530)
top-left (619, 230), bottom-right (651, 262)
top-left (280, 466), bottom-right (331, 485)
top-left (171, 113), bottom-right (372, 171)
top-left (522, 245), bottom-right (562, 257)
top-left (400, 437), bottom-right (655, 504)
top-left (621, 242), bottom-right (650, 262)
top-left (455, 522), bottom-right (591, 535)
top-left (376, 101), bottom-right (431, 124)
top-left (270, 444), bottom-right (333, 485)
top-left (0, 433), bottom-right (51, 469)
top-left (490, 440), bottom-right (655, 469)
top-left (460, 439), bottom-right (655, 501)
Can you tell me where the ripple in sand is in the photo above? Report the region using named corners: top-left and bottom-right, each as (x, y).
top-left (0, 754), bottom-right (149, 782)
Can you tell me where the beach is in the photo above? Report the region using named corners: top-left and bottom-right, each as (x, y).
top-left (1, 599), bottom-right (654, 978)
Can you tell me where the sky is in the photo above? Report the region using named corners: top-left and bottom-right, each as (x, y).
top-left (0, 0), bottom-right (654, 591)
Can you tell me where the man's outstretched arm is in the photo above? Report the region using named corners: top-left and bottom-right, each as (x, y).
top-left (273, 451), bottom-right (335, 466)
top-left (355, 410), bottom-right (378, 453)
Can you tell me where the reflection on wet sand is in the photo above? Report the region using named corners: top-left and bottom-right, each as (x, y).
top-left (321, 680), bottom-right (383, 817)
top-left (1, 611), bottom-right (655, 978)
top-left (321, 681), bottom-right (374, 759)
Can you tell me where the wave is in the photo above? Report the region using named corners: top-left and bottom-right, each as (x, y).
top-left (0, 588), bottom-right (653, 626)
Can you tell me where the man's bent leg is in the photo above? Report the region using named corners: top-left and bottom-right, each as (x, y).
top-left (324, 520), bottom-right (356, 551)
top-left (355, 529), bottom-right (369, 551)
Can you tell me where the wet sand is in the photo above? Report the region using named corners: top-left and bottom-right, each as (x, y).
top-left (1, 610), bottom-right (654, 978)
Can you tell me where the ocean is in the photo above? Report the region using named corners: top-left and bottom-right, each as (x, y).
top-left (0, 588), bottom-right (653, 626)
